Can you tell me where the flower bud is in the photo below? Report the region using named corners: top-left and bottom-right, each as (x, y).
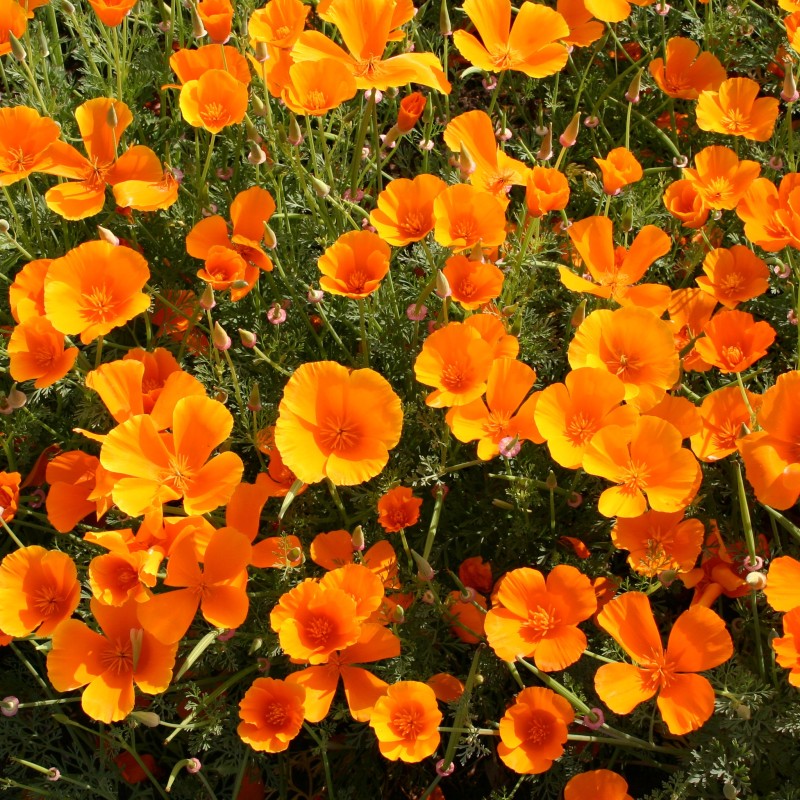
top-left (62, 0), bottom-right (75, 13)
top-left (469, 241), bottom-right (484, 262)
top-left (97, 225), bottom-right (119, 246)
top-left (286, 547), bottom-right (303, 564)
top-left (782, 68), bottom-right (799, 103)
top-left (251, 94), bottom-right (266, 118)
top-left (746, 571), bottom-right (767, 591)
top-left (439, 0), bottom-right (451, 36)
top-left (254, 40), bottom-right (269, 63)
top-left (570, 298), bottom-right (587, 328)
top-left (459, 144), bottom-right (476, 177)
top-left (107, 104), bottom-right (118, 129)
top-left (190, 4), bottom-right (207, 38)
top-left (659, 568), bottom-right (677, 587)
top-left (288, 114), bottom-right (303, 146)
top-left (351, 525), bottom-right (365, 551)
top-left (186, 758), bottom-right (202, 774)
top-left (247, 383), bottom-right (262, 412)
top-left (38, 27), bottom-right (49, 58)
top-left (734, 701), bottom-right (751, 720)
top-left (231, 279), bottom-right (250, 291)
top-left (411, 549), bottom-right (435, 581)
top-left (130, 711), bottom-right (161, 727)
top-left (545, 470), bottom-right (558, 490)
top-left (308, 287), bottom-right (324, 304)
top-left (392, 603), bottom-right (405, 623)
top-left (723, 783), bottom-right (739, 800)
top-left (620, 205), bottom-right (634, 233)
top-left (310, 176), bottom-right (330, 198)
top-left (238, 328), bottom-right (257, 349)
top-left (397, 92), bottom-right (426, 133)
top-left (248, 141), bottom-right (267, 165)
top-left (267, 302), bottom-right (287, 325)
top-left (199, 283), bottom-right (216, 310)
top-left (263, 222), bottom-right (278, 250)
top-left (536, 127), bottom-right (553, 161)
top-left (1, 696), bottom-right (19, 717)
top-left (212, 321), bottom-right (231, 351)
top-left (9, 33), bottom-right (26, 62)
top-left (435, 269), bottom-right (451, 299)
top-left (0, 219), bottom-right (9, 234)
top-left (625, 70), bottom-right (642, 104)
top-left (559, 113), bottom-right (580, 148)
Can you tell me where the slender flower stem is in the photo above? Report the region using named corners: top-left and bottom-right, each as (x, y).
top-left (515, 656), bottom-right (593, 716)
top-left (437, 646), bottom-right (484, 771)
top-left (303, 724), bottom-right (336, 800)
top-left (0, 516), bottom-right (25, 549)
top-left (349, 92), bottom-right (374, 195)
top-left (357, 298), bottom-right (370, 367)
top-left (422, 485), bottom-right (446, 562)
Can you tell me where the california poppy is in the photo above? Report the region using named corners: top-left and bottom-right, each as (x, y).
top-left (736, 173), bottom-right (800, 251)
top-left (535, 367), bottom-right (638, 469)
top-left (594, 147), bottom-right (643, 195)
top-left (0, 545), bottom-right (80, 637)
top-left (485, 565), bottom-right (597, 669)
top-left (497, 686), bottom-right (573, 774)
top-left (564, 770), bottom-right (633, 800)
top-left (377, 486), bottom-right (422, 533)
top-left (454, 0), bottom-right (570, 78)
top-left (690, 385), bottom-right (760, 463)
top-left (773, 607), bottom-right (800, 686)
top-left (663, 179), bottom-right (710, 229)
top-left (582, 417), bottom-right (702, 518)
top-left (0, 0), bottom-right (27, 55)
top-left (8, 317), bottom-right (79, 389)
top-left (318, 231), bottom-right (391, 299)
top-left (396, 91), bottom-right (426, 133)
top-left (694, 309), bottom-right (776, 373)
top-left (197, 0), bottom-right (233, 43)
top-left (427, 672), bottom-right (465, 703)
top-left (695, 246), bottom-right (770, 308)
top-left (88, 530), bottom-right (162, 606)
top-left (644, 394), bottom-right (701, 440)
top-left (465, 312), bottom-right (519, 359)
top-left (442, 255), bottom-right (504, 310)
top-left (0, 106), bottom-right (60, 185)
top-left (433, 184), bottom-right (507, 251)
top-left (595, 592), bottom-right (732, 734)
top-left (667, 287), bottom-right (718, 372)
top-left (739, 370), bottom-right (800, 509)
top-left (170, 44), bottom-right (251, 86)
top-left (584, 0), bottom-right (654, 22)
top-left (282, 58), bottom-right (358, 115)
top-left (696, 77), bottom-right (779, 142)
top-left (43, 240), bottom-right (150, 345)
top-left (310, 530), bottom-right (400, 592)
top-left (8, 258), bottom-right (49, 323)
top-left (179, 69), bottom-right (249, 133)
top-left (274, 361), bottom-right (403, 486)
top-left (238, 677), bottom-right (306, 753)
top-left (568, 306), bottom-right (680, 411)
top-left (369, 174), bottom-right (447, 246)
top-left (87, 0), bottom-right (136, 25)
top-left (369, 681), bottom-right (442, 762)
top-left (557, 0), bottom-right (604, 48)
top-left (459, 556), bottom-right (493, 594)
top-left (649, 37), bottom-right (726, 100)
top-left (525, 166), bottom-right (570, 217)
top-left (764, 555), bottom-right (800, 613)
top-left (682, 145), bottom-right (761, 210)
top-left (249, 0), bottom-right (309, 49)
top-left (0, 472), bottom-right (21, 523)
top-left (45, 451), bottom-right (113, 533)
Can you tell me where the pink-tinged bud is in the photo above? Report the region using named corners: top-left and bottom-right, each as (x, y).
top-left (0, 384), bottom-right (26, 415)
top-left (257, 657), bottom-right (271, 672)
top-left (582, 708), bottom-right (605, 730)
top-left (672, 154), bottom-right (689, 168)
top-left (658, 568), bottom-right (677, 587)
top-left (212, 321), bottom-right (231, 350)
top-left (499, 436), bottom-right (521, 459)
top-left (436, 759), bottom-right (455, 777)
top-left (419, 139), bottom-right (435, 151)
top-left (625, 70), bottom-right (642, 104)
top-left (782, 69), bottom-right (799, 103)
top-left (583, 115), bottom-right (600, 128)
top-left (381, 126), bottom-right (401, 150)
top-left (392, 604), bottom-right (405, 623)
top-left (482, 76), bottom-right (497, 92)
top-left (47, 769), bottom-right (61, 782)
top-left (406, 303), bottom-right (427, 321)
top-left (746, 571), bottom-right (767, 591)
top-left (263, 222), bottom-right (278, 250)
top-left (190, 4), bottom-right (206, 38)
top-left (789, 309), bottom-right (798, 326)
top-left (769, 156), bottom-right (784, 171)
top-left (365, 89), bottom-right (383, 103)
top-left (254, 41), bottom-right (269, 63)
top-left (411, 550), bottom-right (435, 581)
top-left (307, 287), bottom-right (324, 304)
top-left (288, 115), bottom-right (303, 146)
top-left (435, 270), bottom-right (451, 299)
top-left (267, 302), bottom-right (287, 325)
top-left (559, 113), bottom-right (581, 148)
top-left (421, 590), bottom-right (435, 604)
top-left (199, 284), bottom-right (216, 310)
top-left (567, 492), bottom-right (583, 508)
top-left (351, 525), bottom-right (365, 552)
top-left (495, 127), bottom-right (512, 142)
top-left (248, 142), bottom-right (267, 165)
top-left (459, 144), bottom-right (477, 177)
top-left (96, 225), bottom-right (119, 246)
top-left (218, 628), bottom-right (237, 641)
top-left (286, 547), bottom-right (303, 563)
top-left (536, 127), bottom-right (553, 161)
top-left (247, 384), bottom-right (262, 412)
top-left (656, 1), bottom-right (670, 14)
top-left (186, 758), bottom-right (202, 774)
top-left (1, 697), bottom-right (19, 717)
top-left (238, 329), bottom-right (257, 349)
top-left (773, 261), bottom-right (791, 279)
top-left (460, 586), bottom-right (476, 602)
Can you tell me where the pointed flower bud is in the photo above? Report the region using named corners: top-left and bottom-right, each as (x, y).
top-left (782, 68), bottom-right (799, 103)
top-left (536, 126), bottom-right (553, 161)
top-left (435, 270), bottom-right (451, 299)
top-left (190, 4), bottom-right (207, 38)
top-left (310, 176), bottom-right (330, 198)
top-left (97, 225), bottom-right (119, 246)
top-left (212, 321), bottom-right (231, 350)
top-left (459, 144), bottom-right (476, 177)
top-left (247, 383), bottom-right (262, 412)
top-left (263, 222), bottom-right (278, 250)
top-left (199, 284), bottom-right (216, 310)
top-left (9, 33), bottom-right (26, 62)
top-left (559, 113), bottom-right (581, 148)
top-left (625, 70), bottom-right (642, 104)
top-left (411, 549), bottom-right (435, 582)
top-left (439, 0), bottom-right (451, 36)
top-left (238, 328), bottom-right (257, 349)
top-left (351, 525), bottom-right (365, 551)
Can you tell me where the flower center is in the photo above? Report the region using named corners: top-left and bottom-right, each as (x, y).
top-left (6, 147), bottom-right (34, 172)
top-left (318, 415), bottom-right (360, 454)
top-left (264, 702), bottom-right (288, 727)
top-left (565, 411), bottom-right (598, 446)
top-left (201, 102), bottom-right (232, 128)
top-left (718, 272), bottom-right (744, 297)
top-left (401, 210), bottom-right (427, 236)
top-left (440, 362), bottom-right (470, 392)
top-left (622, 460), bottom-right (649, 494)
top-left (721, 344), bottom-right (744, 368)
top-left (33, 584), bottom-right (65, 617)
top-left (458, 278), bottom-right (476, 299)
top-left (524, 709), bottom-right (554, 746)
top-left (490, 45), bottom-right (518, 70)
top-left (391, 706), bottom-right (423, 740)
top-left (451, 217), bottom-right (479, 244)
top-left (81, 283), bottom-right (120, 324)
top-left (345, 268), bottom-right (368, 294)
top-left (304, 90), bottom-right (327, 111)
top-left (101, 637), bottom-right (134, 676)
top-left (305, 615), bottom-right (334, 647)
top-left (161, 453), bottom-right (195, 493)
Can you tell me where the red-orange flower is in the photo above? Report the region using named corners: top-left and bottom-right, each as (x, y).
top-left (497, 687), bottom-right (573, 774)
top-left (179, 70), bottom-right (249, 133)
top-left (525, 166), bottom-right (570, 217)
top-left (0, 106), bottom-right (61, 185)
top-left (694, 309), bottom-right (776, 373)
top-left (764, 555), bottom-right (800, 613)
top-left (736, 173), bottom-right (800, 251)
top-left (88, 530), bottom-right (162, 606)
top-left (87, 0), bottom-right (136, 25)
top-left (318, 231), bottom-right (391, 298)
top-left (696, 77), bottom-right (779, 142)
top-left (773, 607), bottom-right (800, 687)
top-left (0, 0), bottom-right (27, 56)
top-left (377, 487), bottom-right (422, 533)
top-left (595, 592), bottom-right (732, 734)
top-left (690, 385), bottom-right (761, 463)
top-left (238, 677), bottom-right (306, 753)
top-left (282, 58), bottom-right (358, 116)
top-left (565, 770), bottom-right (633, 800)
top-left (8, 316), bottom-right (79, 389)
top-left (397, 92), bottom-right (426, 133)
top-left (433, 184), bottom-right (507, 251)
top-left (649, 37), bottom-right (726, 100)
top-left (663, 179), bottom-right (710, 229)
top-left (485, 565), bottom-right (596, 669)
top-left (0, 472), bottom-right (21, 523)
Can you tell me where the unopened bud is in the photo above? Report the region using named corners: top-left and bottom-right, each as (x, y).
top-left (9, 33), bottom-right (26, 62)
top-left (107, 104), bottom-right (118, 129)
top-left (129, 711), bottom-right (161, 728)
top-left (435, 270), bottom-right (451, 299)
top-left (288, 115), bottom-right (303, 146)
top-left (308, 287), bottom-right (324, 304)
top-left (0, 219), bottom-right (9, 235)
top-left (570, 299), bottom-right (587, 328)
top-left (97, 225), bottom-right (119, 246)
top-left (245, 117), bottom-right (260, 142)
top-left (459, 144), bottom-right (476, 177)
top-left (734, 702), bottom-right (751, 720)
top-left (199, 283), bottom-right (215, 310)
top-left (411, 549), bottom-right (435, 581)
top-left (545, 470), bottom-right (557, 490)
top-left (190, 4), bottom-right (207, 38)
top-left (310, 176), bottom-right (330, 198)
top-left (1, 696), bottom-right (19, 717)
top-left (392, 603), bottom-right (405, 623)
top-left (746, 571), bottom-right (767, 591)
top-left (439, 0), bottom-right (451, 36)
top-left (231, 279), bottom-right (250, 290)
top-left (351, 525), bottom-right (365, 551)
top-left (469, 241), bottom-right (484, 262)
top-left (659, 568), bottom-right (677, 587)
top-left (247, 383), bottom-right (261, 411)
top-left (254, 40), bottom-right (269, 63)
top-left (248, 637), bottom-right (263, 654)
top-left (286, 547), bottom-right (303, 563)
top-left (620, 205), bottom-right (634, 233)
top-left (263, 222), bottom-right (278, 250)
top-left (186, 758), bottom-right (202, 774)
top-left (782, 69), bottom-right (799, 103)
top-left (248, 142), bottom-right (267, 165)
top-left (625, 70), bottom-right (642, 104)
top-left (536, 126), bottom-right (553, 161)
top-left (251, 94), bottom-right (266, 117)
top-left (38, 27), bottom-right (49, 58)
top-left (559, 113), bottom-right (580, 148)
top-left (723, 783), bottom-right (739, 800)
top-left (238, 328), bottom-right (257, 348)
top-left (212, 321), bottom-right (231, 350)
top-left (62, 0), bottom-right (75, 13)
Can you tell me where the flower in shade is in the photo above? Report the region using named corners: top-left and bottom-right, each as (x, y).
top-left (369, 174), bottom-right (447, 246)
top-left (736, 173), bottom-right (800, 251)
top-left (594, 591), bottom-right (732, 734)
top-left (317, 231), bottom-right (391, 299)
top-left (582, 417), bottom-right (702, 518)
top-left (8, 317), bottom-right (79, 389)
top-left (694, 309), bottom-right (776, 373)
top-left (0, 472), bottom-right (21, 523)
top-left (369, 680), bottom-right (442, 762)
top-left (663, 178), bottom-right (709, 229)
top-left (453, 0), bottom-right (570, 78)
top-left (594, 147), bottom-right (643, 195)
top-left (773, 607), bottom-right (800, 686)
top-left (764, 555), bottom-right (800, 613)
top-left (696, 77), bottom-right (779, 142)
top-left (497, 687), bottom-right (573, 774)
top-left (557, 0), bottom-right (604, 48)
top-left (485, 565), bottom-right (596, 669)
top-left (274, 361), bottom-right (403, 486)
top-left (690, 385), bottom-right (761, 463)
top-left (695, 246), bottom-right (770, 308)
top-left (649, 37), bottom-right (726, 100)
top-left (377, 486), bottom-right (422, 533)
top-left (237, 677), bottom-right (306, 753)
top-left (564, 770), bottom-right (633, 800)
top-left (739, 370), bottom-right (800, 509)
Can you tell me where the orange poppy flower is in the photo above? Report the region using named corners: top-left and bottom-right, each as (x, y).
top-left (369, 680), bottom-right (442, 762)
top-left (534, 368), bottom-right (638, 470)
top-left (151, 289), bottom-right (201, 338)
top-left (43, 240), bottom-right (150, 345)
top-left (0, 545), bottom-right (80, 637)
top-left (292, 0), bottom-right (450, 93)
top-left (112, 168), bottom-right (179, 213)
top-left (443, 110), bottom-right (528, 200)
top-left (663, 178), bottom-right (710, 229)
top-left (427, 672), bottom-right (465, 703)
top-left (454, 0), bottom-right (569, 78)
top-left (736, 173), bottom-right (800, 251)
top-left (318, 230), bottom-right (391, 299)
top-left (87, 0), bottom-right (136, 25)
top-left (0, 0), bottom-right (27, 55)
top-left (8, 317), bottom-right (79, 389)
top-left (773, 607), bottom-right (800, 686)
top-left (525, 166), bottom-right (570, 217)
top-left (564, 770), bottom-right (633, 800)
top-left (9, 258), bottom-right (49, 323)
top-left (739, 370), bottom-right (800, 509)
top-left (414, 320), bottom-right (494, 408)
top-left (369, 174), bottom-right (447, 246)
top-left (459, 556), bottom-right (493, 594)
top-left (288, 623), bottom-right (400, 722)
top-left (0, 107), bottom-right (61, 186)
top-left (377, 486), bottom-right (422, 533)
top-left (695, 246), bottom-right (770, 308)
top-left (0, 471), bottom-right (21, 523)
top-left (45, 451), bottom-right (115, 533)
top-left (465, 313), bottom-right (519, 359)
top-left (788, 11), bottom-right (800, 51)
top-left (446, 589), bottom-right (487, 644)
top-left (690, 385), bottom-right (760, 463)
top-left (282, 58), bottom-right (358, 115)
top-left (47, 598), bottom-right (177, 723)
top-left (557, 0), bottom-right (603, 48)
top-left (595, 592), bottom-right (732, 734)
top-left (682, 146), bottom-right (761, 210)
top-left (270, 579), bottom-right (362, 664)
top-left (583, 417), bottom-right (702, 518)
top-left (497, 686), bottom-right (573, 774)
top-left (484, 565), bottom-right (596, 669)
top-left (252, 428), bottom-right (307, 498)
top-left (100, 395), bottom-right (244, 518)
top-left (560, 216), bottom-right (671, 310)
top-left (612, 510), bottom-right (704, 577)
top-left (568, 306), bottom-right (680, 411)
top-left (649, 37), bottom-right (726, 100)
top-left (88, 531), bottom-right (162, 606)
top-left (274, 361), bottom-right (403, 486)
top-left (594, 147), bottom-right (643, 195)
top-left (764, 555), bottom-right (800, 613)
top-left (694, 309), bottom-right (775, 373)
top-left (249, 0), bottom-right (309, 49)
top-left (446, 357), bottom-right (543, 460)
top-left (197, 0), bottom-right (233, 43)
top-left (179, 69), bottom-right (249, 133)
top-left (170, 44), bottom-right (251, 86)
top-left (238, 677), bottom-right (306, 753)
top-left (320, 563), bottom-right (386, 622)
top-left (696, 77), bottom-right (779, 142)
top-left (668, 287), bottom-right (717, 372)
top-left (442, 255), bottom-right (504, 310)
top-left (138, 527), bottom-right (251, 643)
top-left (396, 91), bottom-right (426, 133)
top-left (433, 184), bottom-right (507, 251)
top-left (643, 394), bottom-right (701, 440)
top-left (310, 531), bottom-right (401, 594)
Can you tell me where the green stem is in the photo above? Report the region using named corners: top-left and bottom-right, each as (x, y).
top-left (349, 93), bottom-right (374, 195)
top-left (422, 485), bottom-right (445, 562)
top-left (357, 298), bottom-right (370, 367)
top-left (303, 724), bottom-right (336, 800)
